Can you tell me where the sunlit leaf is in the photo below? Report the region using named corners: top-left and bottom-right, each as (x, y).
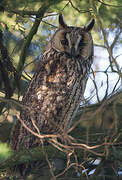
top-left (0, 143), bottom-right (12, 162)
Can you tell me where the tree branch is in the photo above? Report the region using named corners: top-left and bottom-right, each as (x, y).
top-left (17, 3), bottom-right (50, 74)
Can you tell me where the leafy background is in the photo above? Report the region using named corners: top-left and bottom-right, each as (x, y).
top-left (0, 0), bottom-right (122, 179)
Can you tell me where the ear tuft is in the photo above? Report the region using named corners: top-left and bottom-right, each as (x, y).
top-left (59, 14), bottom-right (67, 28)
top-left (84, 19), bottom-right (95, 32)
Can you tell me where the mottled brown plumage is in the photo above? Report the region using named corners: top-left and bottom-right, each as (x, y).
top-left (11, 14), bottom-right (95, 151)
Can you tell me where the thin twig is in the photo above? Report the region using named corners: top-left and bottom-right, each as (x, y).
top-left (97, 0), bottom-right (122, 7)
top-left (69, 0), bottom-right (92, 13)
top-left (16, 114), bottom-right (59, 139)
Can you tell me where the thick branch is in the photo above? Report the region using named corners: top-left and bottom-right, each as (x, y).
top-left (17, 4), bottom-right (49, 74)
top-left (0, 6), bottom-right (40, 16)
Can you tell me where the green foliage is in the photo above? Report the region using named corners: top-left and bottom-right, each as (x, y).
top-left (0, 0), bottom-right (121, 70)
top-left (0, 143), bottom-right (12, 163)
top-left (0, 0), bottom-right (122, 178)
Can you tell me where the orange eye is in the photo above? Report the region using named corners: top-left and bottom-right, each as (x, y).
top-left (79, 40), bottom-right (86, 47)
top-left (60, 39), bottom-right (68, 46)
top-left (79, 39), bottom-right (82, 46)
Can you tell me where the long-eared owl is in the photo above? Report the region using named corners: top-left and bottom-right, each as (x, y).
top-left (11, 14), bottom-right (95, 151)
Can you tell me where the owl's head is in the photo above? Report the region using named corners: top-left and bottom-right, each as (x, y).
top-left (50, 14), bottom-right (95, 59)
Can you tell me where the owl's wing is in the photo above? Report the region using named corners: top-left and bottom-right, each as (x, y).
top-left (11, 50), bottom-right (72, 149)
top-left (11, 48), bottom-right (92, 150)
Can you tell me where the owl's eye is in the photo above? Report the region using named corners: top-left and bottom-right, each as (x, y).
top-left (79, 39), bottom-right (86, 47)
top-left (60, 39), bottom-right (68, 46)
top-left (79, 39), bottom-right (83, 46)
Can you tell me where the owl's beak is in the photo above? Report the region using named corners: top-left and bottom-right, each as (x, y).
top-left (70, 47), bottom-right (75, 57)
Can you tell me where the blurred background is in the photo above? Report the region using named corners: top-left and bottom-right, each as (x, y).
top-left (0, 0), bottom-right (122, 179)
